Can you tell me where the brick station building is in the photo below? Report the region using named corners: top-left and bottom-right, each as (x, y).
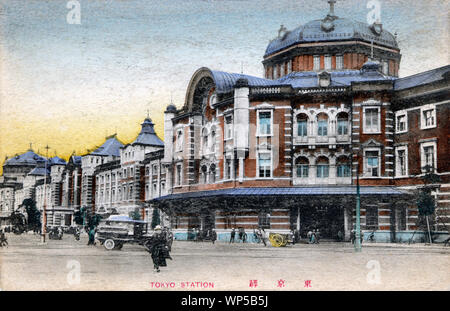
top-left (1, 3), bottom-right (449, 243)
top-left (149, 4), bottom-right (450, 242)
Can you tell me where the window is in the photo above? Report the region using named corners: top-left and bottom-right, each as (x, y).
top-left (337, 112), bottom-right (348, 135)
top-left (324, 55), bottom-right (332, 70)
top-left (161, 182), bottom-right (165, 191)
top-left (225, 159), bottom-right (232, 180)
top-left (336, 55), bottom-right (343, 69)
top-left (258, 212), bottom-right (271, 229)
top-left (295, 157), bottom-right (309, 178)
top-left (420, 142), bottom-right (436, 172)
top-left (201, 165), bottom-right (207, 184)
top-left (421, 106), bottom-right (436, 129)
top-left (381, 60), bottom-right (389, 75)
top-left (316, 157), bottom-right (329, 178)
top-left (317, 120), bottom-right (328, 136)
top-left (225, 115), bottom-right (233, 139)
top-left (363, 107), bottom-right (380, 133)
top-left (176, 164), bottom-right (182, 186)
top-left (395, 147), bottom-right (408, 177)
top-left (202, 129), bottom-right (208, 155)
top-left (297, 114), bottom-right (308, 136)
top-left (258, 152), bottom-right (271, 178)
top-left (176, 130), bottom-right (183, 151)
top-left (365, 150), bottom-right (380, 177)
top-left (210, 165), bottom-right (216, 183)
top-left (288, 60), bottom-right (293, 73)
top-left (210, 130), bottom-right (216, 153)
top-left (258, 111), bottom-right (272, 136)
top-left (313, 55), bottom-right (320, 70)
top-left (337, 157), bottom-right (351, 177)
top-left (152, 183), bottom-right (157, 194)
top-left (366, 206), bottom-right (378, 230)
top-left (396, 112), bottom-right (407, 133)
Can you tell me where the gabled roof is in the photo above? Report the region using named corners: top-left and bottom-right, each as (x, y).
top-left (90, 135), bottom-right (123, 157)
top-left (5, 150), bottom-right (46, 166)
top-left (394, 65), bottom-right (450, 91)
top-left (130, 118), bottom-right (164, 147)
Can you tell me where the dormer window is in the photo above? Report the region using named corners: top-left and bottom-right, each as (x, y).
top-left (313, 56), bottom-right (320, 71)
top-left (336, 55), bottom-right (343, 70)
top-left (318, 72), bottom-right (331, 87)
top-left (324, 55), bottom-right (332, 70)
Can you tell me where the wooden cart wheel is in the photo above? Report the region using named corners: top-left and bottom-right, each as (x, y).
top-left (269, 233), bottom-right (284, 247)
top-left (104, 239), bottom-right (115, 250)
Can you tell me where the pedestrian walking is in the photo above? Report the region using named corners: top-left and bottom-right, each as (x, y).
top-left (307, 230), bottom-right (313, 244)
top-left (144, 225), bottom-right (172, 273)
top-left (87, 227), bottom-right (96, 245)
top-left (230, 228), bottom-right (235, 243)
top-left (210, 229), bottom-right (217, 244)
top-left (0, 229), bottom-right (8, 247)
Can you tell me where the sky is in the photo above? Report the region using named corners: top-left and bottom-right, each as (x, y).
top-left (0, 0), bottom-right (448, 173)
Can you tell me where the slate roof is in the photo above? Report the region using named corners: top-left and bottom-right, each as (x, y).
top-left (28, 166), bottom-right (50, 176)
top-left (131, 118), bottom-right (164, 147)
top-left (209, 61), bottom-right (394, 93)
top-left (394, 65), bottom-right (450, 91)
top-left (48, 156), bottom-right (66, 166)
top-left (210, 70), bottom-right (278, 94)
top-left (90, 136), bottom-right (123, 157)
top-left (265, 17), bottom-right (398, 57)
top-left (5, 150), bottom-right (46, 166)
top-left (153, 186), bottom-right (409, 201)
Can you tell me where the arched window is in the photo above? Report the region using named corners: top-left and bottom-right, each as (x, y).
top-left (202, 129), bottom-right (208, 155)
top-left (337, 112), bottom-right (349, 136)
top-left (295, 157), bottom-right (309, 178)
top-left (317, 113), bottom-right (328, 136)
top-left (176, 130), bottom-right (183, 151)
top-left (201, 165), bottom-right (207, 184)
top-left (336, 156), bottom-right (351, 177)
top-left (210, 164), bottom-right (216, 183)
top-left (297, 114), bottom-right (308, 137)
top-left (210, 129), bottom-right (216, 153)
top-left (210, 165), bottom-right (216, 183)
top-left (316, 156), bottom-right (329, 178)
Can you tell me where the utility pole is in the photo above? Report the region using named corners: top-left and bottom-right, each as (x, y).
top-left (41, 144), bottom-right (50, 243)
top-left (355, 158), bottom-right (362, 252)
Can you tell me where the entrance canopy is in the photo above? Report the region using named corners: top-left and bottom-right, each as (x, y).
top-left (152, 186), bottom-right (409, 202)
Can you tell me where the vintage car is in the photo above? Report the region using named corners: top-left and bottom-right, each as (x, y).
top-left (96, 215), bottom-right (150, 250)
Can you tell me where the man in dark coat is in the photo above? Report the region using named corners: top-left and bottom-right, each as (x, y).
top-left (210, 229), bottom-right (217, 244)
top-left (87, 227), bottom-right (96, 245)
top-left (145, 225), bottom-right (172, 272)
top-left (230, 228), bottom-right (236, 243)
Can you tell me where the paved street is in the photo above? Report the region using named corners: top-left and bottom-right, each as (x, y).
top-left (0, 233), bottom-right (449, 291)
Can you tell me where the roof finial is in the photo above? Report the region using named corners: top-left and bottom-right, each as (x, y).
top-left (28, 142), bottom-right (33, 151)
top-left (370, 40), bottom-right (374, 60)
top-left (328, 0), bottom-right (337, 16)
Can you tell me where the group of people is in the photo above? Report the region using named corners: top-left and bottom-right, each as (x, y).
top-left (192, 228), bottom-right (217, 244)
top-left (307, 229), bottom-right (321, 244)
top-left (229, 227), bottom-right (247, 243)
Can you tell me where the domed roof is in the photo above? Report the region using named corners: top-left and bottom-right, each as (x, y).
top-left (265, 17), bottom-right (398, 57)
top-left (165, 104), bottom-right (177, 113)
